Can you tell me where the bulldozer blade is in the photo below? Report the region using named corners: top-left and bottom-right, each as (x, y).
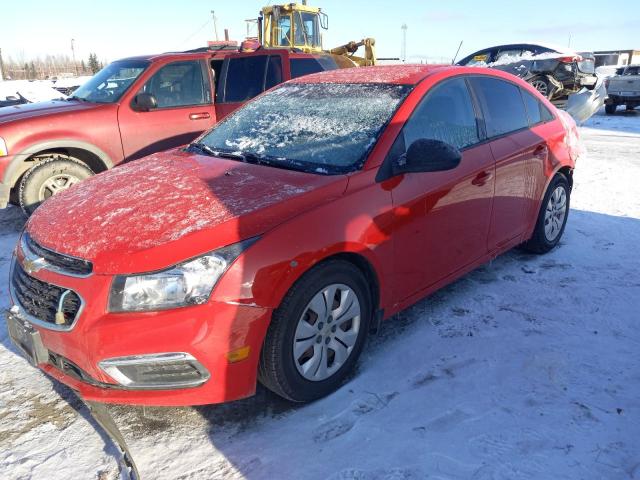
top-left (565, 78), bottom-right (607, 123)
top-left (84, 399), bottom-right (141, 480)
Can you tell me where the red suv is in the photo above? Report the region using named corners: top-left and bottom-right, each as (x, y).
top-left (7, 65), bottom-right (580, 406)
top-left (0, 49), bottom-right (352, 214)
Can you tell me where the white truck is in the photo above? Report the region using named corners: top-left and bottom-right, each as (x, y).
top-left (605, 65), bottom-right (640, 114)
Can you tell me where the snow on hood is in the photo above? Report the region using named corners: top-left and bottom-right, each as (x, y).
top-left (26, 150), bottom-right (346, 274)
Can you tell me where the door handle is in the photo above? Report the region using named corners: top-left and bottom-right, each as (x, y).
top-left (189, 112), bottom-right (211, 120)
top-left (472, 171), bottom-right (493, 186)
top-left (533, 144), bottom-right (548, 159)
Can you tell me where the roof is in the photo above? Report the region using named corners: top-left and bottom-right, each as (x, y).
top-left (291, 64), bottom-right (455, 85)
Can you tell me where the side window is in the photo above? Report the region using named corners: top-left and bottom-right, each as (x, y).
top-left (290, 57), bottom-right (337, 78)
top-left (265, 56), bottom-right (283, 91)
top-left (141, 61), bottom-right (207, 108)
top-left (471, 77), bottom-right (529, 137)
top-left (223, 56), bottom-right (268, 103)
top-left (403, 77), bottom-right (480, 150)
top-left (521, 88), bottom-right (555, 125)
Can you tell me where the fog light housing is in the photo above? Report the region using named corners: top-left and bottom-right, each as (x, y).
top-left (99, 352), bottom-right (210, 389)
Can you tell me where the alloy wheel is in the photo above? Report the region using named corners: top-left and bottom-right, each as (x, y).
top-left (531, 79), bottom-right (549, 97)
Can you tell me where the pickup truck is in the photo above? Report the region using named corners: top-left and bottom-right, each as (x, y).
top-left (605, 65), bottom-right (640, 114)
top-left (0, 48), bottom-right (353, 214)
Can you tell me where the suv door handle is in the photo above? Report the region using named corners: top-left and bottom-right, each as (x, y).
top-left (533, 145), bottom-right (548, 159)
top-left (189, 112), bottom-right (211, 120)
top-left (472, 170), bottom-right (493, 186)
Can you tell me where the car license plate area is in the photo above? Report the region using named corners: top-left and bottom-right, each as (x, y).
top-left (6, 312), bottom-right (49, 366)
top-left (620, 91), bottom-right (635, 96)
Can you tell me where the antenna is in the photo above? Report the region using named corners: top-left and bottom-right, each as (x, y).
top-left (401, 24), bottom-right (407, 62)
top-left (211, 10), bottom-right (219, 41)
top-left (452, 40), bottom-right (463, 64)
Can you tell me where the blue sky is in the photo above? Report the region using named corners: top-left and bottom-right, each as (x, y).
top-left (1, 0), bottom-right (638, 63)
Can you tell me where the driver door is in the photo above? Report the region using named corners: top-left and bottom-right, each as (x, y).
top-left (388, 77), bottom-right (495, 301)
top-left (118, 60), bottom-right (216, 161)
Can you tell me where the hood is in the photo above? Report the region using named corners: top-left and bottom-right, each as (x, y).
top-left (0, 99), bottom-right (99, 125)
top-left (27, 150), bottom-right (347, 274)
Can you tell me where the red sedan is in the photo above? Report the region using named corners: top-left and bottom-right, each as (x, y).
top-left (7, 65), bottom-right (580, 406)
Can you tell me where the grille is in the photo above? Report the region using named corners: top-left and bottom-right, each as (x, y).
top-left (23, 233), bottom-right (92, 276)
top-left (12, 263), bottom-right (82, 327)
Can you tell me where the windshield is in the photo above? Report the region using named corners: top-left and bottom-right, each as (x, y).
top-left (197, 82), bottom-right (411, 174)
top-left (72, 60), bottom-right (148, 103)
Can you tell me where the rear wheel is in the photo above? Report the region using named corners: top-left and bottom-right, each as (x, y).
top-left (529, 76), bottom-right (553, 99)
top-left (259, 260), bottom-right (372, 402)
top-left (522, 173), bottom-right (570, 254)
top-left (19, 156), bottom-right (94, 215)
top-left (605, 104), bottom-right (617, 115)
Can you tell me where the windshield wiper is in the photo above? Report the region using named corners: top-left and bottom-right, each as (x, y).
top-left (188, 142), bottom-right (219, 157)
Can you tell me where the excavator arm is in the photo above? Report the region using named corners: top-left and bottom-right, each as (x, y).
top-left (329, 38), bottom-right (376, 66)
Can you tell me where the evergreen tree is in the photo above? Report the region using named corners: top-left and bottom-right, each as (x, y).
top-left (24, 63), bottom-right (30, 79)
top-left (88, 53), bottom-right (100, 74)
top-left (29, 61), bottom-right (36, 79)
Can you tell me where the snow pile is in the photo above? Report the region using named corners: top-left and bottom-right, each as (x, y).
top-left (1, 108), bottom-right (639, 479)
top-left (0, 80), bottom-right (67, 103)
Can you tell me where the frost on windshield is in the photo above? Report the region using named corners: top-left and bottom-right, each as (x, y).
top-left (202, 83), bottom-right (410, 172)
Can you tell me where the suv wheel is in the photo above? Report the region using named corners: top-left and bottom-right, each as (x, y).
top-left (259, 260), bottom-right (372, 402)
top-left (19, 156), bottom-right (94, 215)
top-left (522, 173), bottom-right (570, 254)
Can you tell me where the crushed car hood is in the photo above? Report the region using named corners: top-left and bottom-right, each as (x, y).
top-left (0, 99), bottom-right (99, 124)
top-left (27, 150), bottom-right (347, 274)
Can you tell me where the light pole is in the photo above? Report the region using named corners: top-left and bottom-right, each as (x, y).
top-left (211, 10), bottom-right (219, 41)
top-left (71, 38), bottom-right (79, 76)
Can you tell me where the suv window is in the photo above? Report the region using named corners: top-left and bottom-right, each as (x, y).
top-left (403, 77), bottom-right (479, 150)
top-left (141, 61), bottom-right (207, 108)
top-left (221, 55), bottom-right (283, 103)
top-left (521, 89), bottom-right (554, 125)
top-left (471, 77), bottom-right (529, 137)
top-left (290, 57), bottom-right (338, 78)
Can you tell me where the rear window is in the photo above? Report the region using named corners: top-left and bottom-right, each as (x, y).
top-left (290, 57), bottom-right (338, 78)
top-left (471, 77), bottom-right (529, 137)
top-left (521, 89), bottom-right (554, 125)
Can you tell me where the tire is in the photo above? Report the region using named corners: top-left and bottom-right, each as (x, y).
top-left (522, 173), bottom-right (570, 254)
top-left (605, 104), bottom-right (617, 115)
top-left (529, 76), bottom-right (554, 99)
top-left (259, 260), bottom-right (372, 402)
top-left (19, 156), bottom-right (94, 216)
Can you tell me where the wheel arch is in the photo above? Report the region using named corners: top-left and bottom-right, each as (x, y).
top-left (3, 140), bottom-right (114, 188)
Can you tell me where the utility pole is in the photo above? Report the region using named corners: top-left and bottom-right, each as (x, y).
top-left (71, 38), bottom-right (79, 76)
top-left (0, 48), bottom-right (4, 81)
top-left (401, 24), bottom-right (407, 63)
top-left (211, 10), bottom-right (219, 41)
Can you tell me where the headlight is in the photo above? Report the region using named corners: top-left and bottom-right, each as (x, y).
top-left (0, 138), bottom-right (8, 157)
top-left (108, 238), bottom-right (257, 312)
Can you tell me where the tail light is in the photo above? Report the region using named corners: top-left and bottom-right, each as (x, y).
top-left (558, 55), bottom-right (582, 63)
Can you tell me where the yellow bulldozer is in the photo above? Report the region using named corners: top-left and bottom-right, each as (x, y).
top-left (257, 1), bottom-right (376, 66)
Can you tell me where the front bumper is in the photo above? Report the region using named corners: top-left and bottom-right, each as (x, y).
top-left (7, 252), bottom-right (273, 406)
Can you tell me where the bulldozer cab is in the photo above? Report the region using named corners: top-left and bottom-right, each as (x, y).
top-left (260, 2), bottom-right (328, 53)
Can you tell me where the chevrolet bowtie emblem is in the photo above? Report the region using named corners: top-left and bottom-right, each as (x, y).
top-left (22, 257), bottom-right (46, 274)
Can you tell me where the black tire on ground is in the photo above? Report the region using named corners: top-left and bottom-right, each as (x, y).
top-left (522, 173), bottom-right (571, 254)
top-left (258, 260), bottom-right (372, 402)
top-left (605, 104), bottom-right (617, 115)
top-left (19, 156), bottom-right (94, 216)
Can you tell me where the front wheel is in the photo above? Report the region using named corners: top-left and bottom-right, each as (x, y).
top-left (259, 260), bottom-right (372, 402)
top-left (19, 156), bottom-right (94, 215)
top-left (522, 173), bottom-right (570, 254)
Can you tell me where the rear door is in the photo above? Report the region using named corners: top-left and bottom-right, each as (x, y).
top-left (215, 51), bottom-right (289, 120)
top-left (469, 76), bottom-right (548, 250)
top-left (118, 59), bottom-right (216, 161)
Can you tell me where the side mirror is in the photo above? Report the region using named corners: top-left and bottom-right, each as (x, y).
top-left (133, 93), bottom-right (157, 111)
top-left (393, 139), bottom-right (461, 175)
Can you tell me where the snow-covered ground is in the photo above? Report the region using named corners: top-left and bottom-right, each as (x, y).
top-left (1, 108), bottom-right (639, 480)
